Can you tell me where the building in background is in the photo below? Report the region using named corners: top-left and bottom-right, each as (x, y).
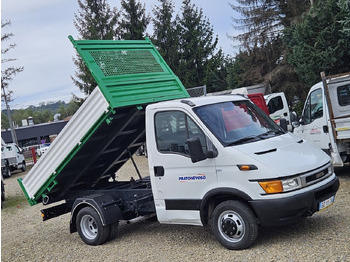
top-left (1, 120), bottom-right (68, 148)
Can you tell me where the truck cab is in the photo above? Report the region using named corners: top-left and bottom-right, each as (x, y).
top-left (264, 92), bottom-right (295, 131)
top-left (146, 95), bottom-right (338, 249)
top-left (1, 141), bottom-right (26, 177)
top-left (293, 72), bottom-right (350, 167)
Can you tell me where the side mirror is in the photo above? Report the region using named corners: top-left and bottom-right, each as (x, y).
top-left (187, 137), bottom-right (212, 163)
top-left (292, 121), bottom-right (300, 128)
top-left (279, 118), bottom-right (288, 131)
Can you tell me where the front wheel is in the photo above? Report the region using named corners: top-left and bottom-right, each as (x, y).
top-left (211, 200), bottom-right (258, 250)
top-left (76, 207), bottom-right (109, 245)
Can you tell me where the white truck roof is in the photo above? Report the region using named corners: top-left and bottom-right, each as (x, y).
top-left (148, 94), bottom-right (248, 110)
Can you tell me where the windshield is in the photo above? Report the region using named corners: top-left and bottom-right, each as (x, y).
top-left (194, 100), bottom-right (284, 146)
top-left (41, 143), bottom-right (51, 148)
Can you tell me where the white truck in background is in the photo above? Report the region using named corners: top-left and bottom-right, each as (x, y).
top-left (293, 72), bottom-right (350, 167)
top-left (264, 92), bottom-right (297, 131)
top-left (1, 139), bottom-right (26, 177)
top-left (230, 86), bottom-right (296, 131)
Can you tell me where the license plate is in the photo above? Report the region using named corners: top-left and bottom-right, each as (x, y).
top-left (319, 195), bottom-right (335, 211)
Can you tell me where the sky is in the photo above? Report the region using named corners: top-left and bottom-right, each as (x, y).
top-left (1, 0), bottom-right (240, 110)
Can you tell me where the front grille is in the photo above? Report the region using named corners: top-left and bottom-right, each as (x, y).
top-left (300, 162), bottom-right (332, 187)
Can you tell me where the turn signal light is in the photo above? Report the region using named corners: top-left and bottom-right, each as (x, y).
top-left (237, 165), bottom-right (258, 171)
top-left (259, 180), bottom-right (283, 194)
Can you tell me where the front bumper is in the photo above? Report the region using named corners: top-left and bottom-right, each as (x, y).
top-left (249, 175), bottom-right (339, 227)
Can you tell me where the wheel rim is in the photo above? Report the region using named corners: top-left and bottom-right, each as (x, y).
top-left (218, 210), bottom-right (245, 243)
top-left (80, 214), bottom-right (98, 240)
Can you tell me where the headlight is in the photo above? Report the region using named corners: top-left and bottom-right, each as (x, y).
top-left (259, 177), bottom-right (301, 194)
top-left (281, 177), bottom-right (301, 192)
top-left (328, 164), bottom-right (334, 175)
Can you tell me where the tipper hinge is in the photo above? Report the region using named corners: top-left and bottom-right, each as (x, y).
top-left (105, 109), bottom-right (116, 125)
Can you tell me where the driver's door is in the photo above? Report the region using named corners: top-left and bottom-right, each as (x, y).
top-left (294, 88), bottom-right (331, 150)
top-left (148, 110), bottom-right (217, 225)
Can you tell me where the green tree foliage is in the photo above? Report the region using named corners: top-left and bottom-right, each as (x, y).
top-left (1, 101), bottom-right (80, 128)
top-left (72, 0), bottom-right (118, 95)
top-left (57, 99), bottom-right (80, 119)
top-left (284, 0), bottom-right (350, 85)
top-left (337, 0), bottom-right (350, 37)
top-left (204, 50), bottom-right (230, 92)
top-left (152, 0), bottom-right (179, 70)
top-left (119, 0), bottom-right (150, 40)
top-left (229, 0), bottom-right (316, 104)
top-left (1, 112), bottom-right (9, 129)
top-left (11, 109), bottom-right (53, 127)
top-left (231, 0), bottom-right (311, 49)
top-left (226, 53), bottom-right (245, 89)
top-left (152, 0), bottom-right (226, 92)
top-left (177, 0), bottom-right (220, 91)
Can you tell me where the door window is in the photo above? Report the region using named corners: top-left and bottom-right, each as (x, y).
top-left (337, 84), bottom-right (350, 106)
top-left (303, 88), bottom-right (323, 124)
top-left (155, 111), bottom-right (206, 156)
top-left (267, 96), bottom-right (283, 114)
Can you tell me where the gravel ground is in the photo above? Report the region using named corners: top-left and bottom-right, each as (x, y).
top-left (1, 157), bottom-right (350, 262)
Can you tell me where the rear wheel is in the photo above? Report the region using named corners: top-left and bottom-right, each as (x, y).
top-left (3, 167), bottom-right (11, 178)
top-left (21, 161), bottom-right (26, 172)
top-left (107, 221), bottom-right (119, 242)
top-left (76, 207), bottom-right (109, 245)
top-left (211, 200), bottom-right (258, 250)
top-left (1, 179), bottom-right (5, 208)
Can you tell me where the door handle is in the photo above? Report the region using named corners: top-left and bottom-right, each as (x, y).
top-left (154, 166), bottom-right (165, 177)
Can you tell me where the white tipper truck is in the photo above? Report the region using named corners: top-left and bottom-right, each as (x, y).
top-left (293, 72), bottom-right (350, 167)
top-left (19, 37), bottom-right (339, 250)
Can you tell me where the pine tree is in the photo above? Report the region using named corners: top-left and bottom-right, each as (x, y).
top-left (231, 0), bottom-right (311, 49)
top-left (177, 0), bottom-right (218, 89)
top-left (152, 0), bottom-right (179, 71)
top-left (229, 0), bottom-right (313, 104)
top-left (284, 0), bottom-right (350, 86)
top-left (119, 0), bottom-right (150, 40)
top-left (72, 0), bottom-right (118, 95)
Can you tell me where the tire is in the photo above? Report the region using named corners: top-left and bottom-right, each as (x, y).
top-left (1, 179), bottom-right (5, 208)
top-left (21, 161), bottom-right (26, 172)
top-left (211, 200), bottom-right (258, 250)
top-left (76, 206), bottom-right (109, 246)
top-left (3, 167), bottom-right (11, 178)
top-left (107, 221), bottom-right (119, 242)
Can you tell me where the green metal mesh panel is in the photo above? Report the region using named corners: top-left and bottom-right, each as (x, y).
top-left (89, 50), bottom-right (165, 76)
top-left (69, 36), bottom-right (189, 109)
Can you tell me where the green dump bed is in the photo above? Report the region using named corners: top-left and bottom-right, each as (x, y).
top-left (19, 37), bottom-right (189, 206)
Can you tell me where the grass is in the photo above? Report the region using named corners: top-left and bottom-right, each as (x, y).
top-left (5, 194), bottom-right (26, 207)
top-left (2, 194), bottom-right (27, 213)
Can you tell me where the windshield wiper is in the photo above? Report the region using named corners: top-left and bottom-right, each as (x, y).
top-left (257, 130), bottom-right (276, 138)
top-left (227, 135), bottom-right (260, 146)
top-left (258, 130), bottom-right (285, 139)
